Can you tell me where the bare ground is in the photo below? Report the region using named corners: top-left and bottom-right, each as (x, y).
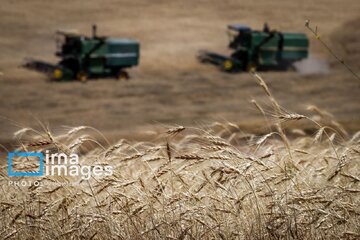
top-left (0, 0), bottom-right (359, 144)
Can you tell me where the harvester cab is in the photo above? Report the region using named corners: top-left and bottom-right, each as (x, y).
top-left (227, 24), bottom-right (252, 50)
top-left (198, 23), bottom-right (309, 72)
top-left (53, 29), bottom-right (84, 80)
top-left (55, 29), bottom-right (81, 57)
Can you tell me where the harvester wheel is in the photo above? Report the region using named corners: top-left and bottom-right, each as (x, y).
top-left (53, 68), bottom-right (63, 80)
top-left (76, 71), bottom-right (88, 82)
top-left (116, 71), bottom-right (129, 81)
top-left (246, 63), bottom-right (257, 73)
top-left (223, 60), bottom-right (233, 72)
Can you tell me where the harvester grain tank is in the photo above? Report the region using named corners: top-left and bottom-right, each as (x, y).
top-left (198, 24), bottom-right (309, 72)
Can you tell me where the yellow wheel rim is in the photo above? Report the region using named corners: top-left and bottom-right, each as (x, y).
top-left (118, 74), bottom-right (126, 81)
top-left (247, 63), bottom-right (257, 72)
top-left (53, 69), bottom-right (62, 79)
top-left (117, 71), bottom-right (128, 81)
top-left (223, 60), bottom-right (233, 71)
top-left (77, 72), bottom-right (87, 82)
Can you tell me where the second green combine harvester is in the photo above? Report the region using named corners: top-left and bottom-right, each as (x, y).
top-left (198, 24), bottom-right (309, 72)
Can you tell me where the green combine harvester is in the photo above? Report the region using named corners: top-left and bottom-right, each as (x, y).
top-left (198, 24), bottom-right (309, 72)
top-left (24, 25), bottom-right (140, 81)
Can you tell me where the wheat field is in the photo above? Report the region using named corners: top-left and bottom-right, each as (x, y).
top-left (1, 0), bottom-right (360, 143)
top-left (1, 75), bottom-right (359, 239)
top-left (1, 1), bottom-right (360, 239)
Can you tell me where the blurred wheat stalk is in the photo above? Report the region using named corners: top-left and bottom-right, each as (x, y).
top-left (305, 19), bottom-right (360, 81)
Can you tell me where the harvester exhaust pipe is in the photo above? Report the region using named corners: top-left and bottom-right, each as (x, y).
top-left (92, 24), bottom-right (97, 38)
